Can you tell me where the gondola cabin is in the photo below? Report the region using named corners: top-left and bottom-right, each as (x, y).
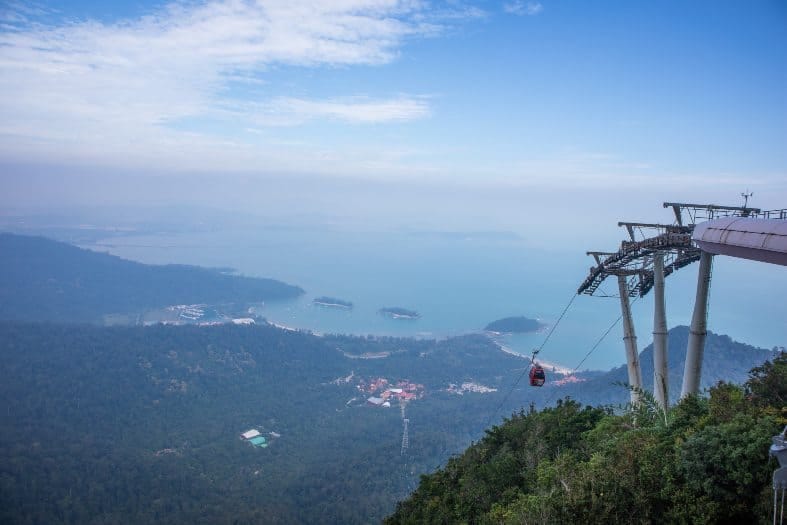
top-left (529, 365), bottom-right (546, 387)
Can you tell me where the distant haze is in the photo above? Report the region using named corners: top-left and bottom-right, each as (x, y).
top-left (1, 1), bottom-right (785, 224)
top-left (1, 1), bottom-right (785, 369)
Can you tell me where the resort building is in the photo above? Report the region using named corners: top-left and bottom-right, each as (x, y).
top-left (241, 429), bottom-right (261, 440)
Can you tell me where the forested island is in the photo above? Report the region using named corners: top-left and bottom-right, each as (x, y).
top-left (313, 296), bottom-right (353, 309)
top-left (485, 316), bottom-right (543, 334)
top-left (379, 307), bottom-right (420, 319)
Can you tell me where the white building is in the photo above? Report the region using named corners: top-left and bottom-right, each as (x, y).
top-left (241, 429), bottom-right (261, 440)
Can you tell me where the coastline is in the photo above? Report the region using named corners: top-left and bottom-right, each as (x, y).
top-left (313, 301), bottom-right (352, 309)
top-left (379, 308), bottom-right (420, 320)
top-left (492, 339), bottom-right (527, 359)
top-left (266, 320), bottom-right (299, 332)
top-left (266, 319), bottom-right (324, 337)
top-left (390, 313), bottom-right (419, 320)
top-left (486, 335), bottom-right (574, 375)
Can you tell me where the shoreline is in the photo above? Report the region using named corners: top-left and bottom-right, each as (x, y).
top-left (486, 335), bottom-right (574, 375)
top-left (267, 320), bottom-right (299, 332)
top-left (390, 313), bottom-right (419, 320)
top-left (313, 301), bottom-right (352, 309)
top-left (494, 340), bottom-right (528, 359)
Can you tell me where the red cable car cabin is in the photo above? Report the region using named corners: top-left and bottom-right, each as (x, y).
top-left (529, 365), bottom-right (546, 387)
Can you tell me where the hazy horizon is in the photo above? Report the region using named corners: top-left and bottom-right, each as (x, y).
top-left (1, 1), bottom-right (785, 368)
top-left (1, 1), bottom-right (785, 222)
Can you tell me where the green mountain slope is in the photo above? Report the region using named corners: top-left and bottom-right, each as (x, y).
top-left (0, 233), bottom-right (303, 322)
top-left (0, 322), bottom-right (522, 524)
top-left (0, 320), bottom-right (779, 524)
top-left (385, 352), bottom-right (786, 525)
top-left (551, 326), bottom-right (778, 405)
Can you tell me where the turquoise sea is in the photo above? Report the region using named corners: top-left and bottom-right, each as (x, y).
top-left (87, 226), bottom-right (787, 371)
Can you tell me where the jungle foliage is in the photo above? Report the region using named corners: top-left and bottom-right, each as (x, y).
top-left (0, 322), bottom-right (516, 524)
top-left (385, 352), bottom-right (787, 525)
top-left (484, 316), bottom-right (542, 334)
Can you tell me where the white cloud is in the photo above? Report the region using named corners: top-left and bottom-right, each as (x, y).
top-left (503, 1), bottom-right (543, 16)
top-left (0, 2), bottom-right (55, 24)
top-left (0, 0), bottom-right (449, 171)
top-left (250, 95), bottom-right (431, 125)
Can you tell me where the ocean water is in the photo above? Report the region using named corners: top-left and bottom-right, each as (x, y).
top-left (87, 226), bottom-right (787, 371)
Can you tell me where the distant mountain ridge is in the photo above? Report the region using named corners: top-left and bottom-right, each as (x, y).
top-left (0, 233), bottom-right (303, 322)
top-left (553, 325), bottom-right (778, 405)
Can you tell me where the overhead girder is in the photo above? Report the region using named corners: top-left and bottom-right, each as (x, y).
top-left (578, 232), bottom-right (700, 297)
top-left (577, 200), bottom-right (786, 406)
top-left (579, 202), bottom-right (786, 299)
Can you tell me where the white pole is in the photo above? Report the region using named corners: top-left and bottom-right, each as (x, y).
top-left (653, 253), bottom-right (669, 409)
top-left (618, 275), bottom-right (643, 404)
top-left (681, 251), bottom-right (713, 398)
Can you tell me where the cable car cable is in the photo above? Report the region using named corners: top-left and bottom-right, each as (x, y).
top-left (484, 292), bottom-right (578, 429)
top-left (534, 293), bottom-right (578, 355)
top-left (485, 293), bottom-right (640, 429)
top-left (542, 296), bottom-right (639, 408)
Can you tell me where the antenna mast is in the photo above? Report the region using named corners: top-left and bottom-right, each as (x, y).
top-left (741, 190), bottom-right (753, 208)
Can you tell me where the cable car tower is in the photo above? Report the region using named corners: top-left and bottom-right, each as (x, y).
top-left (577, 201), bottom-right (770, 408)
top-left (575, 198), bottom-right (786, 525)
top-left (400, 401), bottom-right (409, 456)
top-left (401, 418), bottom-right (409, 455)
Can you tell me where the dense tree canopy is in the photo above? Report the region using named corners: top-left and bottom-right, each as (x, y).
top-left (0, 322), bottom-right (523, 524)
top-left (385, 352), bottom-right (787, 524)
top-left (484, 316), bottom-right (543, 334)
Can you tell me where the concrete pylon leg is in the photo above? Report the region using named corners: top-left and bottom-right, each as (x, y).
top-left (652, 253), bottom-right (669, 409)
top-left (681, 251), bottom-right (713, 399)
top-left (618, 275), bottom-right (643, 404)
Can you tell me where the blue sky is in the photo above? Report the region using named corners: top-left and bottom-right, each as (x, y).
top-left (0, 0), bottom-right (785, 227)
top-left (1, 1), bottom-right (785, 365)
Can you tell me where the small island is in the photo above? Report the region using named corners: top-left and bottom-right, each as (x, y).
top-left (313, 296), bottom-right (353, 309)
top-left (379, 307), bottom-right (420, 320)
top-left (484, 316), bottom-right (543, 334)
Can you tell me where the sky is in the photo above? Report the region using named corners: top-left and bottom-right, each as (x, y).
top-left (1, 0), bottom-right (786, 236)
top-left (1, 0), bottom-right (785, 368)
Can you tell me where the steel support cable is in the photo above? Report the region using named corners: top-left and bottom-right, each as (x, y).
top-left (485, 293), bottom-right (578, 429)
top-left (485, 293), bottom-right (643, 431)
top-left (542, 296), bottom-right (639, 408)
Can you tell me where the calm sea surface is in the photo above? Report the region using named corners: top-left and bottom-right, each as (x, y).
top-left (87, 227), bottom-right (787, 371)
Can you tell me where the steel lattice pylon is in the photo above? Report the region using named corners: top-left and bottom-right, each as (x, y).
top-left (578, 202), bottom-right (772, 299)
top-left (576, 201), bottom-right (772, 409)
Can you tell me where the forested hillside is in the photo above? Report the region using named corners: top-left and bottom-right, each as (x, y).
top-left (554, 326), bottom-right (779, 405)
top-left (0, 322), bottom-right (519, 524)
top-left (0, 233), bottom-right (303, 322)
top-left (385, 353), bottom-right (787, 524)
top-left (0, 319), bottom-right (780, 524)
top-left (0, 240), bottom-right (779, 524)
